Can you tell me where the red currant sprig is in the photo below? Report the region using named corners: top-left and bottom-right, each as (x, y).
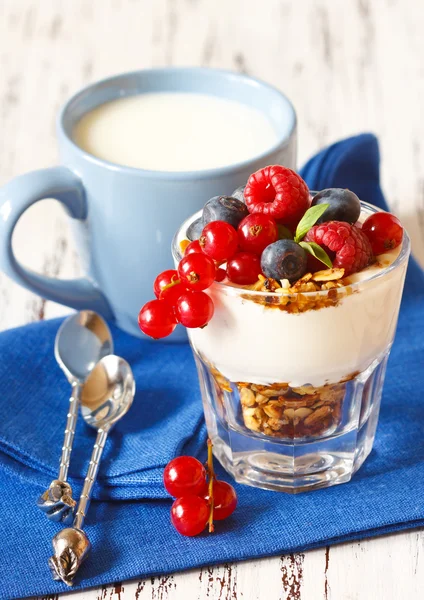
top-left (139, 248), bottom-right (217, 339)
top-left (163, 440), bottom-right (237, 537)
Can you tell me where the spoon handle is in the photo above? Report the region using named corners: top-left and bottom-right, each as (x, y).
top-left (73, 428), bottom-right (108, 530)
top-left (58, 383), bottom-right (81, 482)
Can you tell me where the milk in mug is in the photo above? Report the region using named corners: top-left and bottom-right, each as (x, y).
top-left (73, 92), bottom-right (279, 172)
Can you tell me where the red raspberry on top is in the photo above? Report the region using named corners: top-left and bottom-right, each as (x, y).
top-left (305, 221), bottom-right (373, 275)
top-left (244, 166), bottom-right (310, 226)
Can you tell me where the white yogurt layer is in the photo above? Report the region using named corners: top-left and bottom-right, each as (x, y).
top-left (177, 209), bottom-right (409, 387)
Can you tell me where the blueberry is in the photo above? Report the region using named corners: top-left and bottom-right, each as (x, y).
top-left (261, 240), bottom-right (307, 283)
top-left (187, 217), bottom-right (204, 241)
top-left (202, 195), bottom-right (249, 229)
top-left (312, 188), bottom-right (361, 224)
top-left (231, 185), bottom-right (246, 203)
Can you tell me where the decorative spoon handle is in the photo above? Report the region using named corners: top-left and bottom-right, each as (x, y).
top-left (37, 383), bottom-right (81, 523)
top-left (59, 383), bottom-right (81, 481)
top-left (73, 428), bottom-right (109, 530)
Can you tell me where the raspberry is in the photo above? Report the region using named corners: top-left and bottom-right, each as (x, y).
top-left (305, 221), bottom-right (373, 275)
top-left (244, 166), bottom-right (310, 226)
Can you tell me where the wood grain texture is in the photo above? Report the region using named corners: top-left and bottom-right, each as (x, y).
top-left (0, 0), bottom-right (423, 599)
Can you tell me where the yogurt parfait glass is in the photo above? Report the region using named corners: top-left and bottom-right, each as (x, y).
top-left (172, 201), bottom-right (410, 493)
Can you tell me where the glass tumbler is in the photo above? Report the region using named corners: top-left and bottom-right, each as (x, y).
top-left (172, 202), bottom-right (410, 493)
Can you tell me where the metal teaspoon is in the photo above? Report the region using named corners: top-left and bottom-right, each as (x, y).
top-left (49, 354), bottom-right (135, 586)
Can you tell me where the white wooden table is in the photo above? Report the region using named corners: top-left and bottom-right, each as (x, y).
top-left (0, 1), bottom-right (423, 598)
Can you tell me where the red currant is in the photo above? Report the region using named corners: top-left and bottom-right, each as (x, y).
top-left (176, 291), bottom-right (214, 328)
top-left (171, 496), bottom-right (209, 537)
top-left (138, 300), bottom-right (177, 339)
top-left (238, 214), bottom-right (278, 255)
top-left (153, 269), bottom-right (178, 298)
top-left (184, 239), bottom-right (203, 255)
top-left (159, 281), bottom-right (188, 308)
top-left (215, 268), bottom-right (226, 282)
top-left (200, 221), bottom-right (238, 262)
top-left (362, 212), bottom-right (403, 255)
top-left (226, 252), bottom-right (262, 285)
top-left (204, 480), bottom-right (237, 521)
top-left (178, 253), bottom-right (216, 291)
top-left (164, 456), bottom-right (207, 497)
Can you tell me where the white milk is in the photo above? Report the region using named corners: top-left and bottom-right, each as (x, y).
top-left (73, 92), bottom-right (279, 171)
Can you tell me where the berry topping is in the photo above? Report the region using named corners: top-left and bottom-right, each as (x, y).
top-left (163, 456), bottom-right (207, 498)
top-left (311, 188), bottom-right (361, 224)
top-left (362, 212), bottom-right (403, 255)
top-left (305, 221), bottom-right (373, 275)
top-left (165, 440), bottom-right (237, 537)
top-left (200, 221), bottom-right (239, 262)
top-left (244, 166), bottom-right (310, 225)
top-left (153, 269), bottom-right (179, 298)
top-left (261, 239), bottom-right (307, 282)
top-left (187, 217), bottom-right (204, 241)
top-left (184, 239), bottom-right (203, 255)
top-left (171, 496), bottom-right (209, 537)
top-left (176, 290), bottom-right (214, 328)
top-left (203, 480), bottom-right (237, 521)
top-left (203, 195), bottom-right (249, 229)
top-left (215, 267), bottom-right (226, 282)
top-left (138, 299), bottom-right (177, 339)
top-left (178, 253), bottom-right (216, 291)
top-left (231, 185), bottom-right (246, 202)
top-left (227, 252), bottom-right (262, 285)
top-left (237, 214), bottom-right (278, 255)
top-left (159, 281), bottom-right (188, 308)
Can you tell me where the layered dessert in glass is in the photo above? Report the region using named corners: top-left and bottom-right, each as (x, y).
top-left (140, 166), bottom-right (410, 493)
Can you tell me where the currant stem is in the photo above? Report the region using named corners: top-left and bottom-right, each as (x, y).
top-left (161, 277), bottom-right (181, 292)
top-left (207, 438), bottom-right (215, 533)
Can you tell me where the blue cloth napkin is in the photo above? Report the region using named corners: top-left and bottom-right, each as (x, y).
top-left (1, 134), bottom-right (423, 599)
top-left (0, 320), bottom-right (206, 500)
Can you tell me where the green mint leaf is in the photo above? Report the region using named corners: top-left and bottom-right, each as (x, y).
top-left (299, 241), bottom-right (333, 269)
top-left (294, 204), bottom-right (330, 242)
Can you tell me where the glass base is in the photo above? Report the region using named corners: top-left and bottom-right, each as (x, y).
top-left (195, 352), bottom-right (389, 494)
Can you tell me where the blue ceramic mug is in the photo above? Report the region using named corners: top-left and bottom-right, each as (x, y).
top-left (0, 68), bottom-right (297, 339)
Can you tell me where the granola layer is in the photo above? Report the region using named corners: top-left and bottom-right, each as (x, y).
top-left (211, 367), bottom-right (348, 439)
top-left (237, 381), bottom-right (344, 438)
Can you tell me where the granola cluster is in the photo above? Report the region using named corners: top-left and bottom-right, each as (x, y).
top-left (238, 381), bottom-right (345, 438)
top-left (211, 368), bottom-right (347, 439)
top-left (242, 268), bottom-right (355, 313)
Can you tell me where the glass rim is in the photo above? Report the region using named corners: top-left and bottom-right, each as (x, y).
top-left (171, 200), bottom-right (411, 298)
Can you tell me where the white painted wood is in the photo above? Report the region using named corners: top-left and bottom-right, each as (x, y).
top-left (0, 0), bottom-right (422, 598)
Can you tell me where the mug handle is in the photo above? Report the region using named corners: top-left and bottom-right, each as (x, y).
top-left (0, 166), bottom-right (114, 319)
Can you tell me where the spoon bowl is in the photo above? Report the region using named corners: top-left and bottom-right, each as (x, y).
top-left (55, 311), bottom-right (113, 383)
top-left (80, 355), bottom-right (135, 431)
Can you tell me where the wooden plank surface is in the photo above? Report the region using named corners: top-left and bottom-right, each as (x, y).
top-left (0, 0), bottom-right (423, 598)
